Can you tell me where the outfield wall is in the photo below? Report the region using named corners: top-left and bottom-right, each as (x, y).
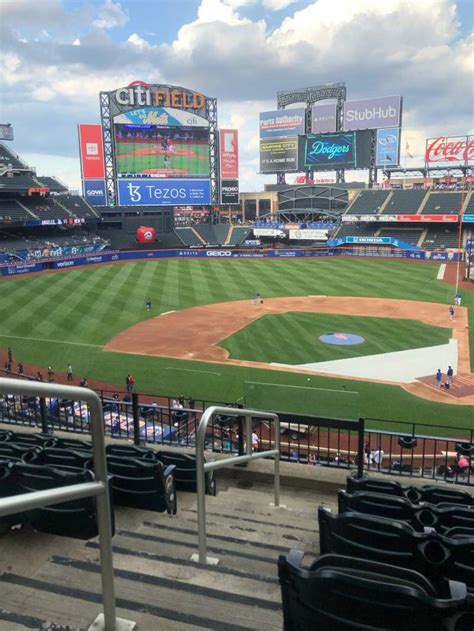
top-left (0, 246), bottom-right (462, 277)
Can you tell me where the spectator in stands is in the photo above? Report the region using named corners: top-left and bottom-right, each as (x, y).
top-left (36, 371), bottom-right (43, 381)
top-left (4, 361), bottom-right (11, 374)
top-left (17, 361), bottom-right (24, 375)
top-left (7, 347), bottom-right (12, 363)
top-left (252, 430), bottom-right (260, 452)
top-left (79, 377), bottom-right (88, 387)
top-left (363, 441), bottom-right (371, 464)
top-left (67, 363), bottom-right (73, 382)
top-left (456, 453), bottom-right (469, 475)
top-left (47, 366), bottom-right (54, 382)
top-left (372, 446), bottom-right (385, 467)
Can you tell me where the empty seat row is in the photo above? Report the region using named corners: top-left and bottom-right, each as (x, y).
top-left (347, 474), bottom-right (474, 506)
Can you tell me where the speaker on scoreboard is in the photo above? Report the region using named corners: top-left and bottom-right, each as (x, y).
top-left (136, 226), bottom-right (156, 243)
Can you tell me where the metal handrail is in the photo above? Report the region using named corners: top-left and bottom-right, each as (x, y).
top-left (195, 406), bottom-right (280, 564)
top-left (0, 378), bottom-right (135, 631)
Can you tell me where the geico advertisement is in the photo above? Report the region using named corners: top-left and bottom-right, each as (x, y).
top-left (117, 178), bottom-right (211, 206)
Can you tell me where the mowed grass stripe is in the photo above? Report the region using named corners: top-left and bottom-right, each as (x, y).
top-left (219, 313), bottom-right (451, 365)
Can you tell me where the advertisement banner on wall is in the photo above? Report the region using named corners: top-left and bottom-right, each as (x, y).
top-left (0, 124), bottom-right (14, 141)
top-left (289, 229), bottom-right (328, 241)
top-left (259, 109), bottom-right (305, 139)
top-left (425, 135), bottom-right (474, 166)
top-left (343, 96), bottom-right (402, 131)
top-left (311, 103), bottom-right (337, 134)
top-left (219, 129), bottom-right (239, 179)
top-left (83, 179), bottom-right (108, 206)
top-left (220, 179), bottom-right (239, 205)
top-left (304, 133), bottom-right (356, 169)
top-left (117, 178), bottom-right (211, 206)
top-left (78, 124), bottom-right (105, 179)
top-left (376, 127), bottom-right (400, 167)
top-left (260, 138), bottom-right (299, 172)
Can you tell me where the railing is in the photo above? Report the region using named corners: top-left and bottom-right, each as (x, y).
top-left (0, 374), bottom-right (471, 487)
top-left (0, 378), bottom-right (135, 631)
top-left (194, 406), bottom-right (280, 565)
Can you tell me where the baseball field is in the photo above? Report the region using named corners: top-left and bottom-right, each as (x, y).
top-left (0, 257), bottom-right (472, 432)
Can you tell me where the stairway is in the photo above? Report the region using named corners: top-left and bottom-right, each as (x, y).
top-left (0, 481), bottom-right (328, 629)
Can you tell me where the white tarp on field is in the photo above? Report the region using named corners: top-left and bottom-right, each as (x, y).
top-left (272, 339), bottom-right (458, 384)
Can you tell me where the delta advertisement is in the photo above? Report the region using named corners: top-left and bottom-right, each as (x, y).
top-left (376, 127), bottom-right (400, 167)
top-left (117, 178), bottom-right (211, 206)
top-left (259, 109), bottom-right (305, 139)
top-left (260, 138), bottom-right (299, 172)
top-left (343, 96), bottom-right (402, 131)
top-left (311, 103), bottom-right (337, 134)
top-left (83, 179), bottom-right (108, 206)
top-left (219, 129), bottom-right (239, 179)
top-left (78, 124), bottom-right (105, 179)
top-left (304, 133), bottom-right (356, 169)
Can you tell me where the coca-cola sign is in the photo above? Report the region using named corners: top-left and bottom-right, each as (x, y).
top-left (425, 135), bottom-right (474, 165)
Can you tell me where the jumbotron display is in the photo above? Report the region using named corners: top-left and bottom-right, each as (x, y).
top-left (114, 124), bottom-right (210, 178)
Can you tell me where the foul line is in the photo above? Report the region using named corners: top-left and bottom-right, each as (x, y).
top-left (161, 310), bottom-right (176, 316)
top-left (437, 264), bottom-right (446, 280)
top-left (0, 334), bottom-right (102, 348)
top-left (165, 367), bottom-right (221, 376)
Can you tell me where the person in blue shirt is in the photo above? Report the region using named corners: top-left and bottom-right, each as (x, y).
top-left (446, 365), bottom-right (454, 388)
top-left (435, 369), bottom-right (442, 389)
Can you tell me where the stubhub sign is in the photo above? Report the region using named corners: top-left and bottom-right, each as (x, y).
top-left (83, 179), bottom-right (107, 206)
top-left (118, 178), bottom-right (211, 206)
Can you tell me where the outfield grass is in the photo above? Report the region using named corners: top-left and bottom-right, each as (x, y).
top-left (219, 312), bottom-right (451, 364)
top-left (0, 258), bottom-right (472, 431)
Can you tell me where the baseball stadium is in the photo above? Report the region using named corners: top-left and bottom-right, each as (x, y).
top-left (0, 75), bottom-right (474, 628)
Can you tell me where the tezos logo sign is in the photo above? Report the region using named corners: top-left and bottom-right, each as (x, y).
top-left (206, 251), bottom-right (232, 257)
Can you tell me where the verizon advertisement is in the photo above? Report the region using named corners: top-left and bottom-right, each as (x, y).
top-left (220, 179), bottom-right (239, 205)
top-left (78, 124), bottom-right (105, 179)
top-left (343, 96), bottom-right (402, 131)
top-left (220, 129), bottom-right (239, 179)
top-left (425, 135), bottom-right (474, 166)
top-left (311, 103), bottom-right (337, 134)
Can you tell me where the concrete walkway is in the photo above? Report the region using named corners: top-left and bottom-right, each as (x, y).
top-left (272, 339), bottom-right (458, 384)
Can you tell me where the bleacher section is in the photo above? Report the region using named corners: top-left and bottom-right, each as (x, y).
top-left (335, 223), bottom-right (378, 238)
top-left (422, 228), bottom-right (460, 250)
top-left (229, 226), bottom-right (252, 245)
top-left (194, 223), bottom-right (229, 245)
top-left (59, 195), bottom-right (100, 218)
top-left (175, 227), bottom-right (204, 246)
top-left (0, 143), bottom-right (27, 170)
top-left (382, 189), bottom-right (427, 214)
top-left (35, 177), bottom-right (68, 193)
top-left (422, 192), bottom-right (462, 214)
top-left (0, 174), bottom-right (41, 191)
top-left (378, 228), bottom-right (424, 246)
top-left (345, 190), bottom-right (390, 214)
top-left (0, 200), bottom-right (34, 222)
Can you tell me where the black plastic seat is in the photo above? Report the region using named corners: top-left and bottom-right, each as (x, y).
top-left (418, 486), bottom-right (474, 507)
top-left (338, 489), bottom-right (425, 529)
top-left (0, 431), bottom-right (56, 448)
top-left (347, 475), bottom-right (405, 497)
top-left (0, 462), bottom-right (23, 534)
top-left (157, 450), bottom-right (216, 495)
top-left (53, 437), bottom-right (93, 452)
top-left (0, 442), bottom-right (41, 463)
top-left (278, 552), bottom-right (471, 630)
top-left (106, 444), bottom-right (157, 460)
top-left (10, 463), bottom-right (114, 540)
top-left (432, 504), bottom-right (474, 534)
top-left (29, 447), bottom-right (92, 471)
top-left (105, 455), bottom-right (176, 514)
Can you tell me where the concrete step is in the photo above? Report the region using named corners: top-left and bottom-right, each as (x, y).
top-left (1, 555), bottom-right (283, 630)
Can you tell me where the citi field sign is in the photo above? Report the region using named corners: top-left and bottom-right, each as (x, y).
top-left (112, 81), bottom-right (207, 111)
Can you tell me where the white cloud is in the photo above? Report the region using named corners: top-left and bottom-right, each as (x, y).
top-left (72, 38), bottom-right (81, 46)
top-left (93, 0), bottom-right (129, 30)
top-left (127, 33), bottom-right (150, 48)
top-left (262, 0), bottom-right (297, 10)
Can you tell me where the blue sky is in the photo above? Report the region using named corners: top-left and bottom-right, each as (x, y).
top-left (1, 0), bottom-right (473, 191)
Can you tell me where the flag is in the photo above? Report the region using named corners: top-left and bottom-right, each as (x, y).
top-left (405, 141), bottom-right (414, 159)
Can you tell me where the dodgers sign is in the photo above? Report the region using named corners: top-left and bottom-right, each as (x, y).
top-left (117, 178), bottom-right (211, 206)
top-left (304, 133), bottom-right (356, 169)
top-left (83, 179), bottom-right (107, 206)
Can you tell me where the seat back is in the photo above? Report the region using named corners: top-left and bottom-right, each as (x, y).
top-left (105, 444), bottom-right (157, 460)
top-left (157, 450), bottom-right (216, 495)
top-left (10, 463), bottom-right (111, 539)
top-left (0, 442), bottom-right (42, 463)
top-left (434, 505), bottom-right (474, 534)
top-left (347, 475), bottom-right (404, 497)
top-left (278, 552), bottom-right (468, 631)
top-left (338, 489), bottom-right (420, 525)
top-left (53, 437), bottom-right (93, 452)
top-left (105, 456), bottom-right (176, 514)
top-left (6, 432), bottom-right (56, 448)
top-left (30, 447), bottom-right (92, 470)
top-left (419, 485), bottom-right (474, 507)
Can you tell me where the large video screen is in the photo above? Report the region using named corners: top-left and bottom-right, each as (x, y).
top-left (114, 124), bottom-right (210, 178)
top-left (304, 133), bottom-right (356, 169)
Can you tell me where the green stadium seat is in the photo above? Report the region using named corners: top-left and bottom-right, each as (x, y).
top-left (53, 437), bottom-right (93, 452)
top-left (278, 551), bottom-right (473, 630)
top-left (0, 431), bottom-right (56, 448)
top-left (105, 443), bottom-right (157, 460)
top-left (0, 442), bottom-right (42, 464)
top-left (157, 450), bottom-right (216, 495)
top-left (29, 447), bottom-right (92, 472)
